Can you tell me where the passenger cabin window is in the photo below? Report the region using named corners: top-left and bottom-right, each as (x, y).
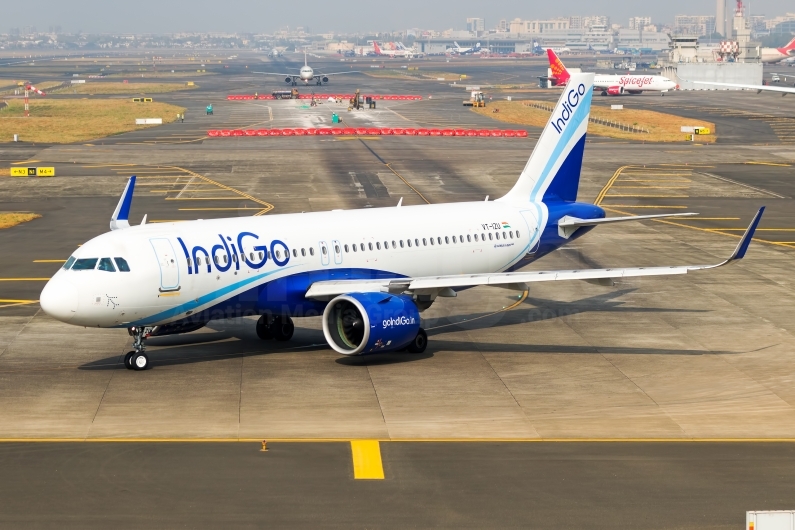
top-left (72, 258), bottom-right (98, 271)
top-left (430, 238), bottom-right (434, 246)
top-left (437, 237), bottom-right (442, 245)
top-left (368, 243), bottom-right (373, 251)
top-left (422, 238), bottom-right (427, 246)
top-left (392, 241), bottom-right (396, 249)
top-left (63, 256), bottom-right (76, 270)
top-left (352, 245), bottom-right (357, 253)
top-left (516, 230), bottom-right (520, 238)
top-left (309, 247), bottom-right (315, 256)
top-left (489, 233), bottom-right (493, 240)
top-left (344, 244), bottom-right (349, 253)
top-left (400, 240), bottom-right (404, 248)
top-left (407, 240), bottom-right (412, 248)
top-left (98, 258), bottom-right (116, 272)
top-left (376, 242), bottom-right (381, 250)
top-left (495, 232), bottom-right (500, 240)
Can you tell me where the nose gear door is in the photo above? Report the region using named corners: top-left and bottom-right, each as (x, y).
top-left (150, 238), bottom-right (180, 292)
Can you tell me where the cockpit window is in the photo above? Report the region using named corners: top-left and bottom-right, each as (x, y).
top-left (114, 257), bottom-right (131, 272)
top-left (98, 258), bottom-right (116, 272)
top-left (72, 258), bottom-right (98, 270)
top-left (63, 256), bottom-right (76, 270)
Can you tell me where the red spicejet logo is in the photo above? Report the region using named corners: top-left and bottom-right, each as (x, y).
top-left (618, 76), bottom-right (654, 88)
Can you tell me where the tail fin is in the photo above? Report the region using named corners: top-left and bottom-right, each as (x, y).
top-left (110, 176), bottom-right (136, 230)
top-left (547, 49), bottom-right (570, 85)
top-left (499, 73), bottom-right (594, 204)
top-left (304, 51), bottom-right (308, 66)
top-left (373, 41), bottom-right (382, 55)
top-left (780, 36), bottom-right (795, 53)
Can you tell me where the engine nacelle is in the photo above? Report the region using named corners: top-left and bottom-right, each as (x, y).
top-left (322, 76), bottom-right (329, 83)
top-left (322, 293), bottom-right (420, 355)
top-left (606, 86), bottom-right (624, 96)
top-left (285, 77), bottom-right (293, 83)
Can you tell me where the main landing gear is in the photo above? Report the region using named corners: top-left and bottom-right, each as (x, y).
top-left (124, 326), bottom-right (151, 371)
top-left (256, 315), bottom-right (295, 342)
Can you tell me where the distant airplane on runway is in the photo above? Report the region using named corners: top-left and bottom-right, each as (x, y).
top-left (546, 49), bottom-right (678, 95)
top-left (39, 72), bottom-right (764, 371)
top-left (255, 52), bottom-right (359, 86)
top-left (760, 36), bottom-right (795, 64)
top-left (446, 41), bottom-right (482, 55)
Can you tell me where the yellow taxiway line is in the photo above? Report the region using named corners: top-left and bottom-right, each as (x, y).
top-left (350, 440), bottom-right (385, 479)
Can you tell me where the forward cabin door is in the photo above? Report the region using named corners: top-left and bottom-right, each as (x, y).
top-left (150, 238), bottom-right (181, 292)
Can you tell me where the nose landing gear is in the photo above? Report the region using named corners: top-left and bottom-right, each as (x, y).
top-left (124, 326), bottom-right (152, 371)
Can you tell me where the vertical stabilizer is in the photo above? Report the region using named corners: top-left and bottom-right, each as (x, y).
top-left (547, 49), bottom-right (571, 85)
top-left (498, 73), bottom-right (594, 205)
top-left (780, 36), bottom-right (795, 53)
top-left (110, 176), bottom-right (136, 231)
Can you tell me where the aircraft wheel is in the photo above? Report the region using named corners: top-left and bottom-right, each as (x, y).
top-left (256, 315), bottom-right (274, 340)
top-left (124, 351), bottom-right (135, 370)
top-left (132, 352), bottom-right (149, 371)
top-left (272, 316), bottom-right (294, 342)
top-left (406, 328), bottom-right (428, 354)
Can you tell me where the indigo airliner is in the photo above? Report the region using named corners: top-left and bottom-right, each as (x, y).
top-left (39, 73), bottom-right (764, 370)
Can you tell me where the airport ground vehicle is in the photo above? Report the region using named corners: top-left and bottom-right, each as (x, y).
top-left (272, 88), bottom-right (300, 99)
top-left (463, 91), bottom-right (486, 107)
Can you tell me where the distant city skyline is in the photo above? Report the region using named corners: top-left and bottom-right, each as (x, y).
top-left (3, 0), bottom-right (793, 34)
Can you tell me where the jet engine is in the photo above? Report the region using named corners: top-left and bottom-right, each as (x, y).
top-left (285, 77), bottom-right (293, 83)
top-left (606, 86), bottom-right (624, 96)
top-left (322, 76), bottom-right (329, 83)
top-left (322, 293), bottom-right (420, 355)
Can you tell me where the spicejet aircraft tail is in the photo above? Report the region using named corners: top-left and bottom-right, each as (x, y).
top-left (547, 48), bottom-right (570, 85)
top-left (39, 72), bottom-right (763, 370)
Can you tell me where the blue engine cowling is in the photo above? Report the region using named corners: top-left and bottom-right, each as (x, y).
top-left (322, 293), bottom-right (420, 355)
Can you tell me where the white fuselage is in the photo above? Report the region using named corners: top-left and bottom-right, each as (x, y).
top-left (299, 65), bottom-right (314, 81)
top-left (594, 74), bottom-right (677, 93)
top-left (40, 201), bottom-right (540, 329)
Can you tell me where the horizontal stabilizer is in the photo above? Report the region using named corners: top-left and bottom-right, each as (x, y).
top-left (305, 208), bottom-right (764, 299)
top-left (557, 212), bottom-right (698, 238)
top-left (110, 176), bottom-right (136, 231)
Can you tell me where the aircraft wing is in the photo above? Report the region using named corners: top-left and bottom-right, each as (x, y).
top-left (305, 207), bottom-right (764, 299)
top-left (254, 71), bottom-right (297, 77)
top-left (694, 81), bottom-right (795, 95)
top-left (319, 71), bottom-right (360, 76)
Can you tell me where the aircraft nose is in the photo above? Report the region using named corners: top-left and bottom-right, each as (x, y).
top-left (40, 277), bottom-right (79, 322)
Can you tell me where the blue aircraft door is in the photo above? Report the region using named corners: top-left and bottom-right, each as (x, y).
top-left (150, 238), bottom-right (181, 292)
top-left (319, 241), bottom-right (330, 266)
top-left (331, 240), bottom-right (343, 265)
top-left (520, 210), bottom-right (541, 256)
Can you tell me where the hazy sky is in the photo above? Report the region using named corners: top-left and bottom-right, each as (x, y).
top-left (5, 0), bottom-right (793, 34)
